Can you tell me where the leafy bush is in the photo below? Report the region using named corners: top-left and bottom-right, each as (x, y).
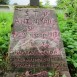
top-left (0, 0), bottom-right (9, 4)
top-left (0, 12), bottom-right (13, 70)
top-left (56, 8), bottom-right (77, 77)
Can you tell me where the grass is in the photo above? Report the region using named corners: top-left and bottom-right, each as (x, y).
top-left (0, 12), bottom-right (13, 70)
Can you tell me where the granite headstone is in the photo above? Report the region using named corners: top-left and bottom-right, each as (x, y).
top-left (30, 0), bottom-right (39, 6)
top-left (8, 8), bottom-right (71, 77)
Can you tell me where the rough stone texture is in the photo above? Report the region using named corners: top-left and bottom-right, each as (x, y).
top-left (8, 8), bottom-right (71, 77)
top-left (28, 71), bottom-right (48, 77)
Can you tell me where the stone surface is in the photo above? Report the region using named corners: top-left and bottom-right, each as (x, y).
top-left (8, 8), bottom-right (71, 77)
top-left (30, 0), bottom-right (39, 6)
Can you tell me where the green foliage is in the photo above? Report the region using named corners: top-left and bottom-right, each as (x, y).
top-left (62, 74), bottom-right (66, 77)
top-left (57, 0), bottom-right (77, 77)
top-left (48, 71), bottom-right (55, 77)
top-left (0, 0), bottom-right (9, 4)
top-left (0, 12), bottom-right (13, 69)
top-left (44, 0), bottom-right (52, 8)
top-left (40, 0), bottom-right (52, 8)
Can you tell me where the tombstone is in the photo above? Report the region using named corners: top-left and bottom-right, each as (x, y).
top-left (30, 0), bottom-right (39, 6)
top-left (0, 5), bottom-right (14, 12)
top-left (8, 7), bottom-right (71, 77)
